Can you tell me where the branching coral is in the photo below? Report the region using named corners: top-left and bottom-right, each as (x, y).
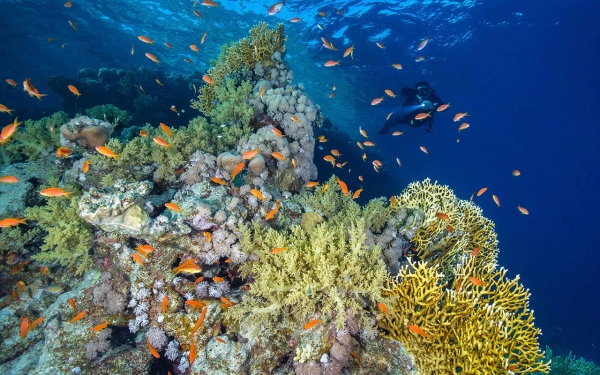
top-left (378, 257), bottom-right (550, 375)
top-left (392, 178), bottom-right (498, 280)
top-left (225, 216), bottom-right (387, 333)
top-left (85, 104), bottom-right (132, 129)
top-left (25, 194), bottom-right (94, 276)
top-left (538, 346), bottom-right (598, 374)
top-left (5, 112), bottom-right (65, 161)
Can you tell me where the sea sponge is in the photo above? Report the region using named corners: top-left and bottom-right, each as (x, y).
top-left (61, 116), bottom-right (112, 148)
top-left (378, 257), bottom-right (550, 374)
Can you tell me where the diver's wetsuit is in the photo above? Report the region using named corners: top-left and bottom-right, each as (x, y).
top-left (377, 83), bottom-right (445, 134)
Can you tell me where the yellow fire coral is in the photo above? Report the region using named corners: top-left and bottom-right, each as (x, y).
top-left (378, 257), bottom-right (550, 374)
top-left (191, 22), bottom-right (285, 114)
top-left (393, 178), bottom-right (498, 279)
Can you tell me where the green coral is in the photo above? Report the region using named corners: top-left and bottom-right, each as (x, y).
top-left (191, 22), bottom-right (285, 114)
top-left (85, 104), bottom-right (132, 128)
top-left (538, 346), bottom-right (599, 374)
top-left (225, 213), bottom-right (387, 334)
top-left (0, 226), bottom-right (41, 255)
top-left (25, 193), bottom-right (93, 276)
top-left (209, 79), bottom-right (254, 127)
top-left (88, 116), bottom-right (252, 186)
top-left (5, 112), bottom-right (65, 161)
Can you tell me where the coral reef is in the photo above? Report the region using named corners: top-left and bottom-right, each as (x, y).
top-left (61, 115), bottom-right (113, 149)
top-left (378, 257), bottom-right (550, 374)
top-left (4, 112), bottom-right (65, 162)
top-left (538, 346), bottom-right (599, 374)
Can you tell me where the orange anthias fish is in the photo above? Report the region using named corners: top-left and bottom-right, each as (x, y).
top-left (0, 103), bottom-right (15, 116)
top-left (492, 195), bottom-right (501, 207)
top-left (132, 252), bottom-right (144, 268)
top-left (5, 79), bottom-right (17, 87)
top-left (160, 123), bottom-right (173, 136)
top-left (153, 137), bottom-right (170, 148)
top-left (324, 155), bottom-right (335, 166)
top-left (517, 205), bottom-right (529, 215)
top-left (377, 302), bottom-right (390, 315)
top-left (203, 231), bottom-right (212, 242)
top-left (271, 247), bottom-right (286, 254)
top-left (242, 149), bottom-right (260, 160)
top-left (363, 141), bottom-right (375, 147)
top-left (469, 276), bottom-right (485, 287)
top-left (230, 162), bottom-right (245, 180)
top-left (211, 177), bottom-right (227, 186)
top-left (343, 45), bottom-right (355, 59)
top-left (95, 146), bottom-right (119, 159)
top-left (0, 218), bottom-right (27, 227)
top-left (136, 245), bottom-right (154, 256)
top-left (306, 181), bottom-right (319, 188)
top-left (0, 117), bottom-right (23, 143)
top-left (415, 56), bottom-right (427, 62)
top-left (20, 318), bottom-right (30, 339)
top-left (192, 306), bottom-right (207, 334)
top-left (23, 78), bottom-right (47, 100)
top-left (39, 188), bottom-right (73, 198)
top-left (190, 44), bottom-right (199, 52)
top-left (271, 151), bottom-right (286, 161)
top-left (290, 115), bottom-right (301, 123)
top-left (93, 322), bottom-right (109, 331)
top-left (200, 32), bottom-right (207, 44)
top-left (64, 1), bottom-right (72, 7)
top-left (190, 339), bottom-right (196, 365)
top-left (415, 112), bottom-right (432, 120)
top-left (251, 189), bottom-right (267, 201)
top-left (303, 319), bottom-right (323, 330)
top-left (376, 42), bottom-right (385, 49)
top-left (164, 42), bottom-right (173, 49)
top-left (436, 102), bottom-right (450, 112)
top-left (392, 63), bottom-right (402, 70)
top-left (148, 340), bottom-right (160, 358)
top-left (213, 276), bottom-right (224, 283)
top-left (435, 212), bottom-right (450, 221)
top-left (352, 188), bottom-right (363, 199)
top-left (385, 89), bottom-right (396, 98)
top-left (55, 147), bottom-right (72, 158)
top-left (453, 112), bottom-right (468, 122)
top-left (138, 36), bottom-right (154, 45)
top-left (420, 146), bottom-right (428, 154)
top-left (185, 300), bottom-right (206, 308)
top-left (336, 178), bottom-right (349, 196)
top-left (145, 53), bottom-right (160, 65)
top-left (139, 130), bottom-right (148, 137)
top-left (265, 205), bottom-right (280, 220)
top-left (290, 17), bottom-right (301, 22)
top-left (68, 298), bottom-right (77, 313)
top-left (271, 128), bottom-right (284, 137)
top-left (458, 123), bottom-right (469, 131)
top-left (331, 149), bottom-right (341, 157)
top-left (471, 247), bottom-right (481, 256)
top-left (392, 131), bottom-right (403, 136)
top-left (476, 187), bottom-right (487, 196)
top-left (324, 61), bottom-right (340, 67)
top-left (407, 324), bottom-right (431, 338)
top-left (29, 316), bottom-right (45, 331)
top-left (417, 37), bottom-right (430, 51)
top-left (371, 97), bottom-right (384, 105)
top-left (165, 202), bottom-right (181, 213)
top-left (202, 75), bottom-right (213, 85)
top-left (193, 10), bottom-right (203, 18)
top-left (68, 85), bottom-right (81, 97)
top-left (202, 0), bottom-right (218, 6)
top-left (512, 170), bottom-right (521, 177)
top-left (69, 310), bottom-right (87, 323)
top-left (0, 175), bottom-right (19, 183)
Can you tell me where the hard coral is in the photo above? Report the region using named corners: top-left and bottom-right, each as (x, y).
top-left (378, 257), bottom-right (550, 375)
top-left (61, 115), bottom-right (112, 149)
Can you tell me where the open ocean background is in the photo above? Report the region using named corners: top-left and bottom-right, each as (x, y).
top-left (1, 0), bottom-right (598, 367)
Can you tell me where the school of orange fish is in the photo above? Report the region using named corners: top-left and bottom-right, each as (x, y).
top-left (0, 0), bottom-right (530, 356)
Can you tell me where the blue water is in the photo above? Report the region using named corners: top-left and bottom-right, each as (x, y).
top-left (1, 0), bottom-right (599, 366)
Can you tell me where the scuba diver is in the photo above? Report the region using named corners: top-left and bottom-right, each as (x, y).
top-left (377, 81), bottom-right (445, 134)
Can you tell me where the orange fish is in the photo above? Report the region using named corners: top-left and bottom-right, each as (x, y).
top-left (155, 79), bottom-right (164, 86)
top-left (271, 151), bottom-right (286, 161)
top-left (250, 189), bottom-right (266, 201)
top-left (136, 244), bottom-right (154, 256)
top-left (318, 135), bottom-right (327, 142)
top-left (492, 195), bottom-right (501, 207)
top-left (305, 181), bottom-right (319, 188)
top-left (215, 337), bottom-right (226, 344)
top-left (265, 205), bottom-right (279, 220)
top-left (69, 310), bottom-right (87, 323)
top-left (82, 160), bottom-right (90, 173)
top-left (68, 20), bottom-right (78, 30)
top-left (437, 102), bottom-right (450, 112)
top-left (193, 10), bottom-right (203, 17)
top-left (329, 93), bottom-right (335, 98)
top-left (220, 297), bottom-right (234, 307)
top-left (331, 149), bottom-right (341, 157)
top-left (436, 212), bottom-right (449, 221)
top-left (160, 123), bottom-right (173, 136)
top-left (259, 88), bottom-right (266, 99)
top-left (213, 276), bottom-right (224, 283)
top-left (242, 149), bottom-right (260, 160)
top-left (148, 340), bottom-right (160, 358)
top-left (190, 44), bottom-right (199, 52)
top-left (303, 319), bottom-right (323, 330)
top-left (453, 112), bottom-right (468, 122)
top-left (132, 252), bottom-right (144, 268)
top-left (145, 53), bottom-right (160, 64)
top-left (420, 146), bottom-right (428, 154)
top-left (417, 37), bottom-right (430, 51)
top-left (170, 106), bottom-right (178, 113)
top-left (446, 225), bottom-right (454, 233)
top-left (290, 115), bottom-right (301, 123)
top-left (376, 42), bottom-right (385, 49)
top-left (68, 297), bottom-right (77, 313)
top-left (164, 42), bottom-right (173, 48)
top-left (318, 11), bottom-right (327, 16)
top-left (192, 306), bottom-right (207, 334)
top-left (211, 177), bottom-right (227, 185)
top-left (185, 300), bottom-right (206, 308)
top-left (455, 279), bottom-right (462, 292)
top-left (323, 155), bottom-right (335, 166)
top-left (202, 0), bottom-right (218, 6)
top-left (11, 260), bottom-right (30, 275)
top-left (371, 96), bottom-right (384, 105)
top-left (23, 78), bottom-right (47, 100)
top-left (391, 131), bottom-right (404, 137)
top-left (271, 128), bottom-right (284, 137)
top-left (476, 187), bottom-right (487, 196)
top-left (351, 351), bottom-right (360, 365)
top-left (517, 205), bottom-right (529, 215)
top-left (172, 259), bottom-right (201, 274)
top-left (93, 322), bottom-right (109, 331)
top-left (377, 302), bottom-right (390, 315)
top-left (68, 85), bottom-right (81, 97)
top-left (189, 339), bottom-right (196, 365)
top-left (290, 17), bottom-right (301, 22)
top-left (415, 112), bottom-right (432, 120)
top-left (458, 123), bottom-right (469, 131)
top-left (230, 162), bottom-right (245, 180)
top-left (200, 32), bottom-right (207, 44)
top-left (407, 324), bottom-right (430, 338)
top-left (512, 170), bottom-right (521, 176)
top-left (392, 63), bottom-right (402, 70)
top-left (202, 75), bottom-right (213, 85)
top-left (64, 1), bottom-right (72, 7)
top-left (356, 141), bottom-right (364, 150)
top-left (384, 89), bottom-right (396, 98)
top-left (0, 175), bottom-right (19, 183)
top-left (336, 178), bottom-right (348, 196)
top-left (343, 45), bottom-right (355, 59)
top-left (203, 231), bottom-right (212, 242)
top-left (40, 188), bottom-right (73, 198)
top-left (324, 60), bottom-right (340, 67)
top-left (55, 147), bottom-right (72, 158)
top-left (20, 318), bottom-right (30, 339)
top-left (271, 247), bottom-right (286, 254)
top-left (165, 202), bottom-right (181, 213)
top-left (363, 141), bottom-right (375, 147)
top-left (471, 247), bottom-right (481, 256)
top-left (29, 316), bottom-right (45, 331)
top-left (139, 130), bottom-right (148, 137)
top-left (138, 36), bottom-right (154, 45)
top-left (0, 117), bottom-right (23, 143)
top-left (396, 158), bottom-right (401, 166)
top-left (95, 145), bottom-right (119, 159)
top-left (40, 266), bottom-right (48, 276)
top-left (153, 136), bottom-right (170, 148)
top-left (415, 56), bottom-right (426, 62)
top-left (5, 79), bottom-right (17, 87)
top-left (469, 276), bottom-right (485, 287)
